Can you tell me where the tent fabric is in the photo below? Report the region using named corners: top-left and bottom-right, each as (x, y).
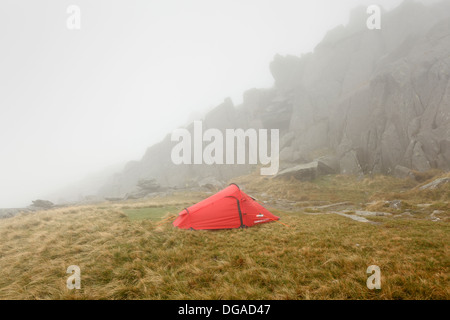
top-left (173, 183), bottom-right (280, 230)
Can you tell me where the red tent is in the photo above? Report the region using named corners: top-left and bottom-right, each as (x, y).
top-left (173, 183), bottom-right (280, 230)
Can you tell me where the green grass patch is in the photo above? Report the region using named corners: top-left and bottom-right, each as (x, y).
top-left (122, 206), bottom-right (179, 221)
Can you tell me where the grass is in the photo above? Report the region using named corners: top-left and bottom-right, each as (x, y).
top-left (0, 172), bottom-right (448, 300)
top-left (123, 207), bottom-right (179, 221)
top-left (234, 172), bottom-right (418, 206)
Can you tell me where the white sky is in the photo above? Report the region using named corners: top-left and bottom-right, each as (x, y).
top-left (0, 0), bottom-right (407, 207)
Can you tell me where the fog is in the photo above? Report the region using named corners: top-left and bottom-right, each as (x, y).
top-left (0, 0), bottom-right (411, 208)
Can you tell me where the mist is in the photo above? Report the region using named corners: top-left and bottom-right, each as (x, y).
top-left (0, 0), bottom-right (413, 208)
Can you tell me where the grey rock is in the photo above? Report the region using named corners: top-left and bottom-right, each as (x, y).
top-left (317, 156), bottom-right (340, 175)
top-left (355, 210), bottom-right (392, 217)
top-left (400, 212), bottom-right (413, 217)
top-left (31, 200), bottom-right (54, 209)
top-left (124, 179), bottom-right (162, 200)
top-left (388, 200), bottom-right (402, 210)
top-left (339, 151), bottom-right (363, 175)
top-left (136, 179), bottom-right (160, 192)
top-left (275, 161), bottom-right (319, 181)
top-left (412, 142), bottom-right (432, 172)
top-left (430, 210), bottom-right (444, 221)
top-left (419, 178), bottom-right (450, 190)
top-left (393, 165), bottom-right (415, 179)
top-left (279, 146), bottom-right (296, 162)
top-left (104, 197), bottom-right (124, 202)
top-left (333, 212), bottom-right (376, 224)
top-left (198, 177), bottom-right (225, 190)
top-left (280, 132), bottom-right (295, 149)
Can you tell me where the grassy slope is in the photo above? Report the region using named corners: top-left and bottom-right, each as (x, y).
top-left (0, 173), bottom-right (448, 300)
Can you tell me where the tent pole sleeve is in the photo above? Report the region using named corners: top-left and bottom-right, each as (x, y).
top-left (226, 196), bottom-right (245, 228)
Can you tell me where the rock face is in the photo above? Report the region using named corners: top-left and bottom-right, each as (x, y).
top-left (99, 1), bottom-right (450, 198)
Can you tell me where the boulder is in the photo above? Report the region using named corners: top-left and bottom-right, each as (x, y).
top-left (279, 146), bottom-right (295, 162)
top-left (124, 179), bottom-right (162, 200)
top-left (354, 210), bottom-right (393, 217)
top-left (31, 200), bottom-right (54, 209)
top-left (388, 200), bottom-right (402, 210)
top-left (136, 179), bottom-right (160, 192)
top-left (419, 177), bottom-right (450, 190)
top-left (275, 161), bottom-right (319, 181)
top-left (105, 197), bottom-right (123, 202)
top-left (198, 177), bottom-right (225, 190)
top-left (317, 156), bottom-right (340, 175)
top-left (393, 165), bottom-right (415, 179)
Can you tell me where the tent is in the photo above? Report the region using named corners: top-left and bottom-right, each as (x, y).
top-left (173, 183), bottom-right (280, 230)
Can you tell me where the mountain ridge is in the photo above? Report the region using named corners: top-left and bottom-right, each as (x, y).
top-left (99, 0), bottom-right (450, 199)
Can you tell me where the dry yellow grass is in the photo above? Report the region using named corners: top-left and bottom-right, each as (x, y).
top-left (0, 174), bottom-right (448, 300)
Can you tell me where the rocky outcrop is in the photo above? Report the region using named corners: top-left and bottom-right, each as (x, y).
top-left (125, 179), bottom-right (161, 200)
top-left (31, 200), bottom-right (54, 209)
top-left (99, 1), bottom-right (450, 198)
